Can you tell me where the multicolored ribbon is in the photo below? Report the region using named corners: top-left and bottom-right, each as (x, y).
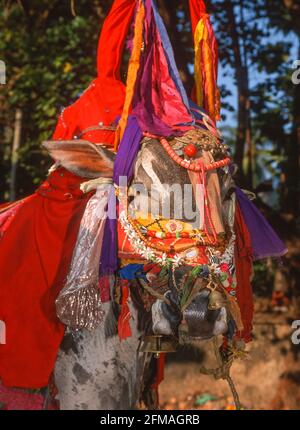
top-left (189, 0), bottom-right (220, 122)
top-left (114, 0), bottom-right (145, 149)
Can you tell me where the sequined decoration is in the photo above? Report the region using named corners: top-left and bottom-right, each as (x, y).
top-left (56, 185), bottom-right (109, 330)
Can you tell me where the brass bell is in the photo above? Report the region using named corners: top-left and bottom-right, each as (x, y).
top-left (207, 290), bottom-right (227, 310)
top-left (139, 335), bottom-right (178, 357)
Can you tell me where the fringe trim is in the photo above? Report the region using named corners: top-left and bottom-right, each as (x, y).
top-left (56, 284), bottom-right (105, 331)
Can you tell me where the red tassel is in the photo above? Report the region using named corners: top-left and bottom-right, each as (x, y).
top-left (151, 353), bottom-right (166, 406)
top-left (118, 280), bottom-right (132, 340)
top-left (99, 275), bottom-right (111, 302)
top-left (234, 203), bottom-right (254, 343)
top-left (156, 353), bottom-right (165, 387)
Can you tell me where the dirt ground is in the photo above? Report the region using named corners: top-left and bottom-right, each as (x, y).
top-left (159, 297), bottom-right (300, 410)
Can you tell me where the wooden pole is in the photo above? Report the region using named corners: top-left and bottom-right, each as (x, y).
top-left (10, 108), bottom-right (22, 201)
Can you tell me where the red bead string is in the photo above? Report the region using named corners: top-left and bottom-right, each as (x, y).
top-left (143, 132), bottom-right (231, 172)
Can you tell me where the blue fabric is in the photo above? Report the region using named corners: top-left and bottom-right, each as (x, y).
top-left (119, 264), bottom-right (146, 280)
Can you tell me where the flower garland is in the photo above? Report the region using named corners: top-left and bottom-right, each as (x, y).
top-left (119, 208), bottom-right (236, 281)
top-left (119, 210), bottom-right (184, 267)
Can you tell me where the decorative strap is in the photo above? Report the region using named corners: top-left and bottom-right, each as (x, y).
top-left (144, 132), bottom-right (231, 172)
top-left (76, 124), bottom-right (117, 139)
top-left (80, 177), bottom-right (113, 194)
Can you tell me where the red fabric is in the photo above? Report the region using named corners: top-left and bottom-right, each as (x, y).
top-left (189, 0), bottom-right (207, 34)
top-left (117, 218), bottom-right (209, 265)
top-left (117, 281), bottom-right (132, 340)
top-left (53, 0), bottom-right (137, 146)
top-left (97, 0), bottom-right (137, 80)
top-left (0, 379), bottom-right (59, 410)
top-left (0, 169), bottom-right (91, 388)
top-left (52, 77), bottom-right (126, 146)
top-left (0, 1), bottom-right (137, 389)
top-left (153, 353), bottom-right (165, 388)
top-left (234, 202), bottom-right (254, 343)
top-left (151, 353), bottom-right (165, 406)
top-left (0, 0), bottom-right (136, 389)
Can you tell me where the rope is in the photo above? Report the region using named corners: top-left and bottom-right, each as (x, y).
top-left (199, 336), bottom-right (242, 410)
top-left (138, 278), bottom-right (171, 307)
top-left (80, 177), bottom-right (113, 193)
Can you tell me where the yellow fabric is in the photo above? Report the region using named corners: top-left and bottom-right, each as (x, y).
top-left (134, 212), bottom-right (204, 234)
top-left (194, 17), bottom-right (206, 108)
top-left (194, 15), bottom-right (220, 122)
top-left (114, 1), bottom-right (145, 150)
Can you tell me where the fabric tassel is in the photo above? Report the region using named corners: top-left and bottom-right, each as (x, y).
top-left (189, 0), bottom-right (220, 122)
top-left (56, 185), bottom-right (110, 329)
top-left (235, 187), bottom-right (287, 260)
top-left (132, 0), bottom-right (193, 135)
top-left (56, 284), bottom-right (104, 331)
top-left (100, 117), bottom-right (142, 278)
top-left (151, 353), bottom-right (165, 405)
top-left (234, 202), bottom-right (254, 343)
top-left (114, 0), bottom-right (145, 150)
top-left (118, 280), bottom-right (132, 340)
top-left (197, 161), bottom-right (217, 243)
top-left (99, 275), bottom-right (112, 302)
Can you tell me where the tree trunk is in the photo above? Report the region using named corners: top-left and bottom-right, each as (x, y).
top-left (224, 0), bottom-right (251, 188)
top-left (285, 42), bottom-right (300, 217)
top-left (282, 0), bottom-right (300, 217)
top-left (10, 109), bottom-right (22, 201)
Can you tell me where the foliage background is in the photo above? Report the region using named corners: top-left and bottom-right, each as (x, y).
top-left (0, 0), bottom-right (299, 227)
top-left (0, 0), bottom-right (300, 410)
top-left (0, 0), bottom-right (300, 249)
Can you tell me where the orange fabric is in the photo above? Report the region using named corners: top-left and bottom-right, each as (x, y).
top-left (117, 219), bottom-right (209, 265)
top-left (115, 0), bottom-right (145, 149)
top-left (234, 202), bottom-right (254, 343)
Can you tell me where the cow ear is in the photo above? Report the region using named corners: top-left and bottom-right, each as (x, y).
top-left (42, 140), bottom-right (116, 179)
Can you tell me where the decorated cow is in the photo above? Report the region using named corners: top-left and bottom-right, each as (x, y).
top-left (0, 0), bottom-right (286, 410)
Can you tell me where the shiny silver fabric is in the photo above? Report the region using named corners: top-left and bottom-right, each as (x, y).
top-left (56, 185), bottom-right (109, 331)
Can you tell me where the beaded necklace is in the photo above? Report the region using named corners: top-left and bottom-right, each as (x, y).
top-left (143, 132), bottom-right (231, 172)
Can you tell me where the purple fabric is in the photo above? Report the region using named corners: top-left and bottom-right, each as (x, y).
top-left (100, 116), bottom-right (142, 275)
top-left (132, 0), bottom-right (193, 135)
top-left (236, 187), bottom-right (287, 260)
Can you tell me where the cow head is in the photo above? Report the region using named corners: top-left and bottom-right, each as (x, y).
top-left (44, 132), bottom-right (234, 345)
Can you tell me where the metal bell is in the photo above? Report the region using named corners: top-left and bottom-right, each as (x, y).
top-left (139, 335), bottom-right (178, 357)
top-left (207, 290), bottom-right (227, 310)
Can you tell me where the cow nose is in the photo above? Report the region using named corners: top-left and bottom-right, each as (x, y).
top-left (178, 319), bottom-right (189, 336)
top-left (208, 290), bottom-right (227, 310)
